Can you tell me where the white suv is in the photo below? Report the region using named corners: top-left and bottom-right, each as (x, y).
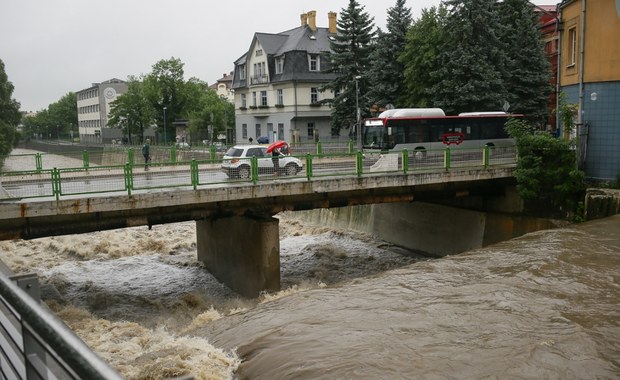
top-left (221, 144), bottom-right (303, 179)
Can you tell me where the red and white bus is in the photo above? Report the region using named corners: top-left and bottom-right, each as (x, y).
top-left (362, 108), bottom-right (523, 155)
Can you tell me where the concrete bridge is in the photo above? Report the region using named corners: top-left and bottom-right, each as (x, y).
top-left (0, 163), bottom-right (526, 297)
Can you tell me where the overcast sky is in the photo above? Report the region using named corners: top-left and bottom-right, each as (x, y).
top-left (1, 0), bottom-right (556, 112)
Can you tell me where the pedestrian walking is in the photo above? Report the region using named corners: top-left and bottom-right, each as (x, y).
top-left (142, 139), bottom-right (150, 170)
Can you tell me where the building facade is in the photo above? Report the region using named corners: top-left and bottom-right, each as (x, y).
top-left (210, 72), bottom-right (234, 103)
top-left (558, 0), bottom-right (620, 181)
top-left (76, 78), bottom-right (127, 144)
top-left (533, 4), bottom-right (559, 131)
top-left (231, 11), bottom-right (339, 145)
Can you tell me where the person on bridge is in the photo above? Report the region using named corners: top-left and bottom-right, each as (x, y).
top-left (142, 139), bottom-right (150, 170)
top-left (272, 147), bottom-right (282, 177)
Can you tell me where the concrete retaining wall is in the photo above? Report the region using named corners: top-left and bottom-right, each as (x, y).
top-left (585, 188), bottom-right (620, 220)
top-left (287, 202), bottom-right (561, 257)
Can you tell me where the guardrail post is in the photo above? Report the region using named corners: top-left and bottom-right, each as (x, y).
top-left (306, 154), bottom-right (313, 180)
top-left (402, 149), bottom-right (409, 174)
top-left (316, 142), bottom-right (323, 156)
top-left (170, 146), bottom-right (177, 164)
top-left (191, 159), bottom-right (199, 189)
top-left (209, 146), bottom-right (217, 163)
top-left (35, 153), bottom-right (43, 173)
top-left (356, 151), bottom-right (363, 177)
top-left (444, 147), bottom-right (451, 171)
top-left (52, 168), bottom-right (61, 200)
top-left (82, 150), bottom-right (89, 169)
top-left (251, 156), bottom-right (258, 185)
top-left (124, 163), bottom-right (133, 196)
top-left (483, 145), bottom-right (490, 168)
top-left (127, 148), bottom-right (134, 167)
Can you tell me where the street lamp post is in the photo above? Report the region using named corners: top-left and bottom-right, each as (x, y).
top-left (355, 75), bottom-right (362, 151)
top-left (163, 106), bottom-right (167, 145)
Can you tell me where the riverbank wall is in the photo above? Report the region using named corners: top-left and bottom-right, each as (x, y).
top-left (286, 202), bottom-right (563, 257)
top-left (585, 188), bottom-right (620, 220)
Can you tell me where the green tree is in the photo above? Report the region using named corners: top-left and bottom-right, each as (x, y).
top-left (430, 0), bottom-right (509, 114)
top-left (108, 76), bottom-right (153, 144)
top-left (321, 0), bottom-right (376, 135)
top-left (183, 78), bottom-right (234, 143)
top-left (506, 118), bottom-right (585, 218)
top-left (21, 109), bottom-right (50, 140)
top-left (401, 5), bottom-right (447, 107)
top-left (47, 92), bottom-right (77, 139)
top-left (498, 0), bottom-right (552, 125)
top-left (0, 58), bottom-right (21, 162)
top-left (367, 0), bottom-right (412, 109)
top-left (143, 57), bottom-right (187, 144)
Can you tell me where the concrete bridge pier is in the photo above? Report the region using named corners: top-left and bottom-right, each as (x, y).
top-left (196, 215), bottom-right (280, 298)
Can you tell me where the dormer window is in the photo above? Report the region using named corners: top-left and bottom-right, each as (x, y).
top-left (276, 57), bottom-right (284, 74)
top-left (309, 54), bottom-right (320, 72)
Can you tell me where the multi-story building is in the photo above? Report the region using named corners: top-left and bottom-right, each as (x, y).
top-left (533, 4), bottom-right (559, 131)
top-left (231, 11), bottom-right (339, 144)
top-left (210, 72), bottom-right (234, 103)
top-left (558, 0), bottom-right (620, 180)
top-left (76, 78), bottom-right (127, 144)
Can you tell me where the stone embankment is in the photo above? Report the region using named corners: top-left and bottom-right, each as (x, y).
top-left (585, 188), bottom-right (620, 220)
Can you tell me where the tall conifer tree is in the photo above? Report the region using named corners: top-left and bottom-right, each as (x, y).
top-left (367, 0), bottom-right (412, 109)
top-left (322, 0), bottom-right (375, 135)
top-left (401, 6), bottom-right (446, 107)
top-left (498, 0), bottom-right (552, 125)
top-left (430, 0), bottom-right (509, 114)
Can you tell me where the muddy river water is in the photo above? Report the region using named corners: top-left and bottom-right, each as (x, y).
top-left (0, 152), bottom-right (618, 379)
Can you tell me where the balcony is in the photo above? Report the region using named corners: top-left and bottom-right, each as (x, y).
top-left (250, 74), bottom-right (269, 85)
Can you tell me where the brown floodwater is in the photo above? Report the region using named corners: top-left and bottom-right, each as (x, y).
top-left (0, 166), bottom-right (618, 379)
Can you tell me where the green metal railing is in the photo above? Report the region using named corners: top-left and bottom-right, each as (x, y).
top-left (0, 145), bottom-right (518, 202)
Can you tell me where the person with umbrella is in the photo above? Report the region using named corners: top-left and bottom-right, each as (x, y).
top-left (267, 140), bottom-right (287, 177)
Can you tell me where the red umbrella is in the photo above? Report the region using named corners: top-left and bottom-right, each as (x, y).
top-left (266, 140), bottom-right (288, 153)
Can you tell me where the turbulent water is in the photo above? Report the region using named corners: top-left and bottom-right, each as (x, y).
top-left (1, 151), bottom-right (619, 379)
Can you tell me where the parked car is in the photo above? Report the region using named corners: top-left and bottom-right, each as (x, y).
top-left (221, 144), bottom-right (303, 179)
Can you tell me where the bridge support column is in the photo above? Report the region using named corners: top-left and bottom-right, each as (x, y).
top-left (196, 215), bottom-right (280, 298)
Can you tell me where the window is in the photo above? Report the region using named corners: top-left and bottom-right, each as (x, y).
top-left (311, 87), bottom-right (318, 103)
top-left (307, 122), bottom-right (315, 140)
top-left (255, 124), bottom-right (261, 138)
top-left (240, 65), bottom-right (246, 80)
top-left (568, 27), bottom-right (577, 66)
top-left (241, 93), bottom-right (247, 108)
top-left (309, 54), bottom-right (320, 71)
top-left (252, 92), bottom-right (257, 107)
top-left (277, 89), bottom-right (283, 105)
top-left (278, 123), bottom-right (285, 139)
top-left (242, 124), bottom-right (248, 138)
top-left (267, 123), bottom-right (274, 139)
top-left (276, 57), bottom-right (284, 74)
top-left (255, 49), bottom-right (263, 57)
top-left (261, 91), bottom-right (268, 106)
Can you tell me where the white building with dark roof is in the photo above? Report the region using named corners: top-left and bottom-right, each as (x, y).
top-left (232, 10), bottom-right (340, 144)
top-left (76, 78), bottom-right (127, 144)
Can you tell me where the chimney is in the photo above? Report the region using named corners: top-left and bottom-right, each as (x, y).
top-left (328, 12), bottom-right (337, 34)
top-left (307, 10), bottom-right (316, 31)
top-left (300, 13), bottom-right (308, 26)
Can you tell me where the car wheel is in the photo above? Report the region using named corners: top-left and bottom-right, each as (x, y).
top-left (285, 163), bottom-right (298, 176)
top-left (238, 165), bottom-right (251, 179)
